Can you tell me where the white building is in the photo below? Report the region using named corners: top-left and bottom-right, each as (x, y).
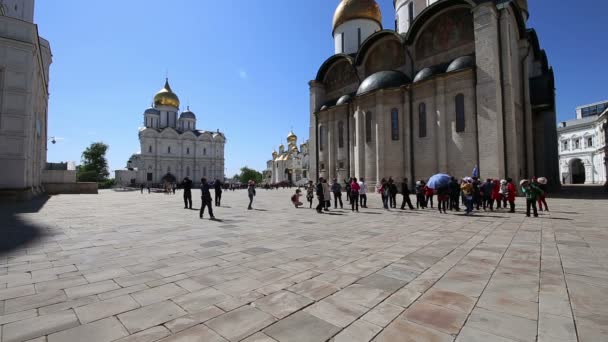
top-left (558, 102), bottom-right (608, 185)
top-left (115, 79), bottom-right (226, 186)
top-left (264, 132), bottom-right (310, 185)
top-left (0, 0), bottom-right (52, 198)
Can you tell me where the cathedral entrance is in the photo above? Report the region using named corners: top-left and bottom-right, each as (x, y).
top-left (569, 159), bottom-right (586, 184)
top-left (285, 169), bottom-right (293, 184)
top-left (162, 173), bottom-right (176, 184)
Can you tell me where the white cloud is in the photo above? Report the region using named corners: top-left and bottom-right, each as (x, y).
top-left (238, 69), bottom-right (248, 80)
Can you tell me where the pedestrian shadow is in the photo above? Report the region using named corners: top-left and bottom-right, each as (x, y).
top-left (325, 212), bottom-right (345, 216)
top-left (546, 217), bottom-right (573, 221)
top-left (253, 209), bottom-right (268, 212)
top-left (0, 196), bottom-right (48, 255)
top-left (210, 218), bottom-right (224, 222)
top-left (358, 211), bottom-right (383, 215)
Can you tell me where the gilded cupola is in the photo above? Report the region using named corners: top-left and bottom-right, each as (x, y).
top-left (153, 78), bottom-right (180, 108)
top-left (332, 0), bottom-right (382, 32)
top-left (287, 131), bottom-right (298, 144)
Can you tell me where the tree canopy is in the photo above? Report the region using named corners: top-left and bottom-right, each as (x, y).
top-left (77, 142), bottom-right (110, 182)
top-left (236, 167), bottom-right (263, 184)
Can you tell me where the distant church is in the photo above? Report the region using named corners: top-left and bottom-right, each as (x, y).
top-left (115, 79), bottom-right (226, 186)
top-left (265, 132), bottom-right (310, 185)
top-left (309, 0), bottom-right (559, 189)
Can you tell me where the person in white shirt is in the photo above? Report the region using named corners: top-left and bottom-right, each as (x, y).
top-left (358, 178), bottom-right (368, 208)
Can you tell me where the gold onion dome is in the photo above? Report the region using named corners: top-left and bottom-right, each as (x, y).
top-left (287, 131), bottom-right (297, 143)
top-left (153, 78), bottom-right (180, 108)
top-left (333, 0), bottom-right (382, 33)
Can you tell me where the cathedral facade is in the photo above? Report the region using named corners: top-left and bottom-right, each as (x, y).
top-left (115, 79), bottom-right (226, 186)
top-left (309, 0), bottom-right (559, 189)
top-left (264, 132), bottom-right (310, 185)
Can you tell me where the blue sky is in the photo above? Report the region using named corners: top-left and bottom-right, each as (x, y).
top-left (36, 0), bottom-right (608, 177)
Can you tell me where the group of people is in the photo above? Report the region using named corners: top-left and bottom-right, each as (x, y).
top-left (180, 177), bottom-right (258, 220)
top-left (300, 176), bottom-right (549, 218)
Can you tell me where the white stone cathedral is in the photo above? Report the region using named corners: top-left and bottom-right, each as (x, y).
top-left (115, 79), bottom-right (226, 186)
top-left (264, 132), bottom-right (310, 185)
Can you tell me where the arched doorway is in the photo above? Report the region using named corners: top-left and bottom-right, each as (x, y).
top-left (284, 169), bottom-right (293, 184)
top-left (162, 173), bottom-right (176, 184)
top-left (570, 159), bottom-right (586, 184)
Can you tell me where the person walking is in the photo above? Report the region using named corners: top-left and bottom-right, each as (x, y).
top-left (214, 179), bottom-right (223, 207)
top-left (506, 178), bottom-right (517, 213)
top-left (147, 183), bottom-right (151, 194)
top-left (306, 180), bottom-right (315, 208)
top-left (388, 178), bottom-right (398, 209)
top-left (322, 178), bottom-right (331, 211)
top-left (331, 179), bottom-right (343, 209)
top-left (345, 179), bottom-right (351, 204)
top-left (350, 177), bottom-right (360, 212)
top-left (172, 183), bottom-right (176, 195)
top-left (498, 179), bottom-right (508, 209)
top-left (182, 177), bottom-right (193, 209)
top-left (247, 180), bottom-right (256, 210)
top-left (400, 178), bottom-right (414, 210)
top-left (199, 177), bottom-right (215, 219)
top-left (521, 179), bottom-right (542, 217)
top-left (472, 178), bottom-right (481, 210)
top-left (140, 184), bottom-right (144, 194)
top-left (491, 179), bottom-right (500, 210)
top-left (315, 178), bottom-right (325, 214)
top-left (481, 178), bottom-right (493, 211)
top-left (358, 178), bottom-right (368, 208)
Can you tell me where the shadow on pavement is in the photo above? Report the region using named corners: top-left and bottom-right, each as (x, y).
top-left (0, 196), bottom-right (49, 255)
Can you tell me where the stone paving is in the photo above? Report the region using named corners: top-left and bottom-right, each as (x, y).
top-left (0, 189), bottom-right (607, 342)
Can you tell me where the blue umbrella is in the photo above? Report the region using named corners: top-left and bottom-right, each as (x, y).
top-left (472, 165), bottom-right (479, 178)
top-left (427, 173), bottom-right (451, 190)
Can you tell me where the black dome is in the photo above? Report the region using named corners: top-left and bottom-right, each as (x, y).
top-left (336, 94), bottom-right (353, 106)
top-left (180, 110), bottom-right (196, 119)
top-left (413, 67), bottom-right (436, 83)
top-left (446, 55), bottom-right (475, 73)
top-left (356, 70), bottom-right (411, 96)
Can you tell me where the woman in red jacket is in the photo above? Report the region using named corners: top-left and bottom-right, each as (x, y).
top-left (491, 179), bottom-right (501, 210)
top-left (506, 178), bottom-right (517, 213)
top-left (424, 184), bottom-right (434, 208)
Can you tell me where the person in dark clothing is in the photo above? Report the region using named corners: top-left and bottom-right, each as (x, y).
top-left (172, 183), bottom-right (176, 194)
top-left (147, 184), bottom-right (151, 193)
top-left (481, 178), bottom-right (494, 211)
top-left (247, 180), bottom-right (256, 210)
top-left (472, 178), bottom-right (481, 210)
top-left (415, 180), bottom-right (426, 209)
top-left (182, 177), bottom-right (193, 209)
top-left (345, 179), bottom-right (351, 204)
top-left (388, 178), bottom-right (398, 209)
top-left (214, 179), bottom-right (223, 207)
top-left (521, 179), bottom-right (542, 217)
top-left (315, 178), bottom-right (325, 214)
top-left (331, 179), bottom-right (343, 209)
top-left (199, 178), bottom-right (214, 219)
top-left (437, 185), bottom-right (449, 213)
top-left (140, 184), bottom-right (144, 194)
top-left (350, 177), bottom-right (360, 212)
top-left (448, 177), bottom-right (460, 211)
top-left (400, 178), bottom-right (414, 210)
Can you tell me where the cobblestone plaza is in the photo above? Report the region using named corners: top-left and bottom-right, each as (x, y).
top-left (0, 189), bottom-right (606, 341)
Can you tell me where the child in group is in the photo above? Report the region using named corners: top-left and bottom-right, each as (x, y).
top-left (291, 189), bottom-right (303, 208)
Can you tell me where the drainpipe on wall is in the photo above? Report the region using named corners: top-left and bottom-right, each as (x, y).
top-left (497, 8), bottom-right (509, 179)
top-left (347, 103), bottom-right (351, 180)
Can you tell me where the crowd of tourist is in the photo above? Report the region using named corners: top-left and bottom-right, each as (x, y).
top-left (300, 176), bottom-right (549, 218)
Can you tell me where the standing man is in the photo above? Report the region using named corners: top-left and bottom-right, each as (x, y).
top-left (350, 177), bottom-right (360, 212)
top-left (199, 178), bottom-right (215, 219)
top-left (182, 177), bottom-right (193, 209)
top-left (388, 178), bottom-right (398, 209)
top-left (358, 178), bottom-right (368, 208)
top-left (214, 179), bottom-right (223, 207)
top-left (315, 178), bottom-right (325, 214)
top-left (140, 184), bottom-right (144, 194)
top-left (331, 179), bottom-right (343, 209)
top-left (247, 180), bottom-right (256, 210)
top-left (400, 178), bottom-right (414, 210)
top-left (506, 178), bottom-right (517, 213)
top-left (521, 179), bottom-right (541, 217)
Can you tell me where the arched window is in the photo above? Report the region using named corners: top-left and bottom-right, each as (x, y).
top-left (365, 111), bottom-right (373, 143)
top-left (391, 109), bottom-right (399, 141)
top-left (319, 126), bottom-right (325, 151)
top-left (338, 121), bottom-right (344, 148)
top-left (148, 145), bottom-right (152, 153)
top-left (455, 94), bottom-right (465, 133)
top-left (186, 147), bottom-right (190, 155)
top-left (203, 148), bottom-right (207, 156)
top-left (419, 103), bottom-right (427, 138)
top-left (167, 146), bottom-right (171, 154)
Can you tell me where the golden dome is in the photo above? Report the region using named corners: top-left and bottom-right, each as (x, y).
top-left (287, 131), bottom-right (297, 143)
top-left (333, 0), bottom-right (382, 33)
top-left (153, 78), bottom-right (180, 108)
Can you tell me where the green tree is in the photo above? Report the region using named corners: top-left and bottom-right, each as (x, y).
top-left (237, 167), bottom-right (263, 184)
top-left (77, 142), bottom-right (110, 182)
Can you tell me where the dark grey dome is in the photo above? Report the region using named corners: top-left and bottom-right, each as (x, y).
top-left (413, 67), bottom-right (436, 83)
top-left (446, 56), bottom-right (475, 73)
top-left (144, 107), bottom-right (160, 115)
top-left (336, 94), bottom-right (353, 106)
top-left (357, 70), bottom-right (411, 96)
top-left (319, 105), bottom-right (329, 111)
top-left (180, 110), bottom-right (196, 119)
